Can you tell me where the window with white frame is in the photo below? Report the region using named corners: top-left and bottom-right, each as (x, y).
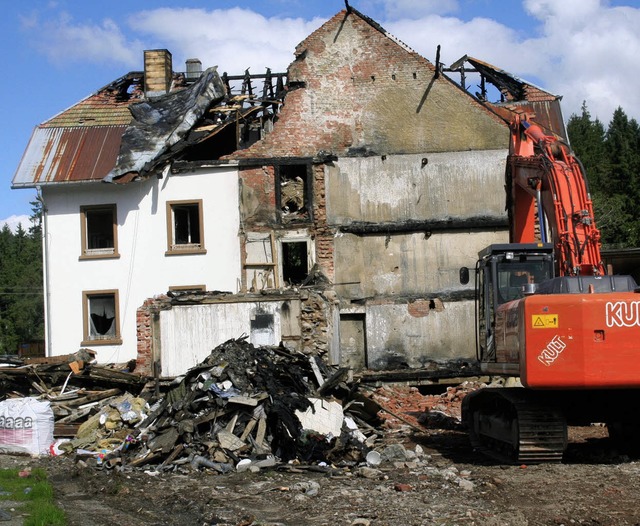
top-left (166, 200), bottom-right (206, 255)
top-left (80, 204), bottom-right (118, 259)
top-left (82, 290), bottom-right (121, 345)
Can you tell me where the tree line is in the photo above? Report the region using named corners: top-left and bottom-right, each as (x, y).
top-left (567, 104), bottom-right (640, 248)
top-left (0, 203), bottom-right (44, 354)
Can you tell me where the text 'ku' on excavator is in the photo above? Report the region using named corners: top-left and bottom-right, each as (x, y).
top-left (459, 112), bottom-right (640, 463)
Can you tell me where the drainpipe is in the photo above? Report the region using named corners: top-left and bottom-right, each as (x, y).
top-left (36, 186), bottom-right (52, 357)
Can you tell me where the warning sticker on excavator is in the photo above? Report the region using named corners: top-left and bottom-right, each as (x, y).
top-left (532, 314), bottom-right (558, 328)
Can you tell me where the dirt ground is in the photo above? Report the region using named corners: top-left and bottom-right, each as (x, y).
top-left (4, 387), bottom-right (640, 526)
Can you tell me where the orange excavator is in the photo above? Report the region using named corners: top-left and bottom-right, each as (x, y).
top-left (461, 114), bottom-right (640, 462)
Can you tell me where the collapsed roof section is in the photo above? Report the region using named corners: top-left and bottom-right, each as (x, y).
top-left (106, 67), bottom-right (288, 183)
top-left (12, 60), bottom-right (287, 188)
top-left (445, 56), bottom-right (567, 140)
top-left (105, 67), bottom-right (226, 183)
top-left (11, 73), bottom-right (145, 188)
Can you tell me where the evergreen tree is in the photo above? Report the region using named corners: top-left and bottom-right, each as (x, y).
top-left (567, 102), bottom-right (607, 192)
top-left (0, 220), bottom-right (43, 355)
top-left (568, 104), bottom-right (640, 248)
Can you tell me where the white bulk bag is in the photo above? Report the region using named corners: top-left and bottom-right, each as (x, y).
top-left (0, 398), bottom-right (54, 456)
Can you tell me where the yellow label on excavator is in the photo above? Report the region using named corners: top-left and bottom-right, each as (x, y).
top-left (532, 314), bottom-right (558, 328)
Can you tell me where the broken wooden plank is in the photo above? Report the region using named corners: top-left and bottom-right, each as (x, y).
top-left (127, 452), bottom-right (163, 468)
top-left (225, 413), bottom-right (239, 434)
top-left (56, 406), bottom-right (93, 424)
top-left (240, 418), bottom-right (257, 442)
top-left (309, 356), bottom-right (325, 389)
top-left (255, 416), bottom-right (267, 448)
top-left (65, 388), bottom-right (121, 407)
top-left (54, 423), bottom-right (80, 437)
top-left (318, 367), bottom-right (350, 396)
top-left (24, 354), bottom-right (76, 365)
top-left (161, 443), bottom-right (184, 467)
top-left (86, 367), bottom-right (145, 384)
top-left (228, 395), bottom-right (259, 407)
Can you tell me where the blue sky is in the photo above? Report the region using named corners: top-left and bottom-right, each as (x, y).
top-left (2, 0), bottom-right (639, 229)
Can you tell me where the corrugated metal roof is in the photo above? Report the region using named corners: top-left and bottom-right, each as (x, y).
top-left (499, 99), bottom-right (567, 140)
top-left (12, 125), bottom-right (127, 187)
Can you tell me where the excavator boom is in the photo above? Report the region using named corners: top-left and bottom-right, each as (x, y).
top-left (506, 116), bottom-right (605, 276)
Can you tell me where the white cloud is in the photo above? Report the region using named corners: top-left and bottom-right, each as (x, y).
top-left (386, 1), bottom-right (640, 123)
top-left (128, 8), bottom-right (327, 75)
top-left (1, 215), bottom-right (31, 234)
top-left (519, 1), bottom-right (640, 123)
top-left (21, 10), bottom-right (143, 67)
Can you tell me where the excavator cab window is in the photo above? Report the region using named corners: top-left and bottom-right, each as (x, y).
top-left (496, 260), bottom-right (552, 304)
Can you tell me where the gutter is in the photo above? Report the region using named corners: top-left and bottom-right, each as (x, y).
top-left (37, 186), bottom-right (52, 357)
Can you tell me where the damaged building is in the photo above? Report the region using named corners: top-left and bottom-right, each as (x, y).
top-left (12, 6), bottom-right (566, 377)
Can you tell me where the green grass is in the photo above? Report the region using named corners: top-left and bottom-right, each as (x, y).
top-left (0, 468), bottom-right (66, 525)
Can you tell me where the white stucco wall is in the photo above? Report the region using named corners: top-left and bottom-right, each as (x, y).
top-left (41, 167), bottom-right (241, 363)
top-left (159, 301), bottom-right (289, 377)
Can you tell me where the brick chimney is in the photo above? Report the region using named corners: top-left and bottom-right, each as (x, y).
top-left (144, 49), bottom-right (173, 98)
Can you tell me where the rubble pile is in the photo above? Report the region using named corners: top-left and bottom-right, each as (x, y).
top-left (1, 340), bottom-right (488, 475)
top-left (371, 382), bottom-right (483, 431)
top-left (0, 348), bottom-right (145, 438)
top-left (17, 338), bottom-right (382, 473)
top-left (116, 337), bottom-right (366, 471)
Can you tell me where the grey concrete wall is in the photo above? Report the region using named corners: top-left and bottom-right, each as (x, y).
top-left (327, 151), bottom-right (508, 224)
top-left (364, 300), bottom-right (476, 369)
top-left (334, 230), bottom-right (505, 299)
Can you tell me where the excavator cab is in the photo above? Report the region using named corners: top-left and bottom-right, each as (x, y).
top-left (475, 243), bottom-right (554, 363)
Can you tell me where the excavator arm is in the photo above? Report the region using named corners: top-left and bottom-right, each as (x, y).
top-left (506, 115), bottom-right (605, 276)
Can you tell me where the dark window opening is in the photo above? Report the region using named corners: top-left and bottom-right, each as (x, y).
top-left (282, 241), bottom-right (309, 285)
top-left (167, 200), bottom-right (205, 254)
top-left (251, 313), bottom-right (274, 331)
top-left (81, 205), bottom-right (117, 258)
top-left (278, 164), bottom-right (311, 222)
top-left (174, 204), bottom-right (201, 245)
top-left (86, 209), bottom-right (114, 249)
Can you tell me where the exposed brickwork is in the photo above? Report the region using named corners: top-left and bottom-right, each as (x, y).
top-left (300, 290), bottom-right (335, 356)
top-left (407, 298), bottom-right (445, 318)
top-left (239, 166), bottom-right (277, 226)
top-left (229, 10), bottom-right (504, 162)
top-left (136, 295), bottom-right (169, 376)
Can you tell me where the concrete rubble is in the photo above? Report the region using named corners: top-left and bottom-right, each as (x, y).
top-left (3, 338), bottom-right (476, 475)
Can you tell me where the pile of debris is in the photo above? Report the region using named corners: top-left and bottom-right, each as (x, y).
top-left (22, 338), bottom-right (380, 472)
top-left (71, 339), bottom-right (380, 473)
top-left (1, 340), bottom-right (488, 474)
top-left (0, 349), bottom-right (145, 437)
top-left (371, 382), bottom-right (484, 431)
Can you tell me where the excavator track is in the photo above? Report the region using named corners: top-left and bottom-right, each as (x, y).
top-left (462, 388), bottom-right (567, 464)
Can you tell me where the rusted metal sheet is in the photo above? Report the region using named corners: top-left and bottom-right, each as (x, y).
top-left (12, 125), bottom-right (126, 187)
top-left (447, 56), bottom-right (567, 140)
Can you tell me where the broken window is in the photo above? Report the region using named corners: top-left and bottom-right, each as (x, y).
top-left (281, 240), bottom-right (310, 285)
top-left (166, 200), bottom-right (206, 255)
top-left (277, 164), bottom-right (311, 223)
top-left (80, 205), bottom-right (118, 258)
top-left (82, 290), bottom-right (121, 345)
